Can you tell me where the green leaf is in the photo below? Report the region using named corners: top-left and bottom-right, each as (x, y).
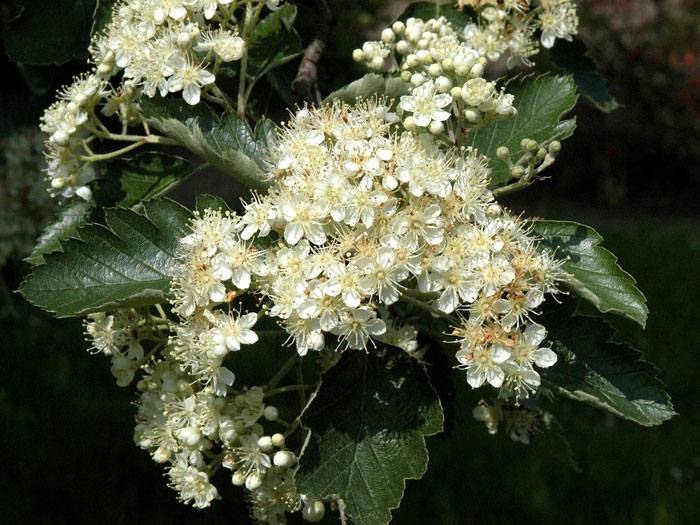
top-left (196, 193), bottom-right (232, 215)
top-left (3, 0), bottom-right (96, 65)
top-left (296, 346), bottom-right (443, 525)
top-left (532, 220), bottom-right (648, 327)
top-left (541, 301), bottom-right (674, 427)
top-left (25, 200), bottom-right (95, 266)
top-left (323, 74), bottom-right (409, 105)
top-left (247, 3), bottom-right (302, 82)
top-left (394, 2), bottom-right (474, 28)
top-left (94, 152), bottom-right (200, 208)
top-left (90, 0), bottom-right (117, 39)
top-left (139, 97), bottom-right (276, 191)
top-left (470, 74), bottom-right (578, 188)
top-left (544, 37), bottom-right (619, 113)
top-left (20, 199), bottom-right (193, 317)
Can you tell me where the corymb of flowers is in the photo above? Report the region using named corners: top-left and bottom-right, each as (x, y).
top-left (84, 98), bottom-right (566, 518)
top-left (18, 0), bottom-right (674, 522)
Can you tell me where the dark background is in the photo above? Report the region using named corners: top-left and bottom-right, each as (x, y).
top-left (2, 1), bottom-right (700, 523)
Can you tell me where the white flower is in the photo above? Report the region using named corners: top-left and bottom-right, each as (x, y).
top-left (457, 344), bottom-right (511, 388)
top-left (167, 55), bottom-right (216, 105)
top-left (331, 307), bottom-right (386, 350)
top-left (399, 80), bottom-right (452, 128)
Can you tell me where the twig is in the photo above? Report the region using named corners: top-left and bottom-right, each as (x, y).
top-left (291, 0), bottom-right (332, 106)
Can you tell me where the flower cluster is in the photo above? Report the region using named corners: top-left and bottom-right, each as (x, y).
top-left (0, 128), bottom-right (55, 265)
top-left (457, 0), bottom-right (579, 62)
top-left (354, 16), bottom-right (516, 133)
top-left (170, 100), bottom-right (566, 399)
top-left (85, 310), bottom-right (326, 521)
top-left (40, 0), bottom-right (280, 200)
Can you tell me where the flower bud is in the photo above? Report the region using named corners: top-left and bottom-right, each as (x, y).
top-left (263, 405), bottom-right (279, 421)
top-left (51, 177), bottom-right (66, 190)
top-left (450, 86), bottom-right (462, 99)
top-left (396, 40), bottom-right (410, 55)
top-left (536, 148), bottom-right (547, 161)
top-left (429, 121), bottom-right (444, 135)
top-left (302, 500), bottom-right (326, 522)
top-left (177, 32), bottom-right (191, 47)
top-left (464, 109), bottom-right (480, 122)
top-left (427, 63), bottom-right (442, 77)
top-left (232, 471), bottom-right (246, 486)
top-left (496, 146), bottom-right (510, 161)
top-left (369, 56), bottom-right (385, 71)
top-left (352, 49), bottom-right (364, 63)
top-left (273, 450), bottom-right (296, 467)
top-left (177, 427), bottom-right (202, 447)
top-left (455, 64), bottom-right (469, 76)
top-left (401, 70), bottom-right (412, 82)
top-left (271, 433), bottom-right (285, 448)
top-left (486, 204), bottom-right (502, 218)
top-left (245, 472), bottom-right (264, 491)
top-left (520, 138), bottom-right (538, 152)
top-left (441, 58), bottom-right (454, 71)
top-left (405, 54), bottom-right (419, 68)
top-left (51, 130), bottom-right (70, 147)
top-left (258, 435), bottom-right (273, 451)
top-left (381, 28), bottom-right (395, 43)
top-left (435, 76), bottom-right (451, 93)
top-left (392, 21), bottom-right (405, 35)
top-left (417, 38), bottom-right (429, 50)
top-left (153, 447), bottom-right (171, 463)
top-left (403, 116), bottom-right (417, 131)
top-left (548, 140), bottom-right (561, 155)
top-left (410, 73), bottom-right (425, 87)
top-left (469, 63), bottom-right (484, 78)
top-left (512, 166), bottom-right (525, 178)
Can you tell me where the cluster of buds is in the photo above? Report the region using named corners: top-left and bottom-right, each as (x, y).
top-left (354, 16), bottom-right (516, 134)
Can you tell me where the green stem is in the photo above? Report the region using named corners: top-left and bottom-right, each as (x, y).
top-left (492, 177), bottom-right (535, 197)
top-left (265, 353), bottom-right (300, 390)
top-left (264, 384), bottom-right (315, 398)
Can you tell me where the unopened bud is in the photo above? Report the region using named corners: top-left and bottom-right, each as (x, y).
top-left (469, 63), bottom-right (484, 78)
top-left (427, 63), bottom-right (442, 77)
top-left (392, 21), bottom-right (406, 35)
top-left (410, 73), bottom-right (425, 87)
top-left (396, 40), bottom-right (410, 55)
top-left (258, 435), bottom-right (273, 451)
top-left (51, 177), bottom-right (66, 190)
top-left (303, 501), bottom-right (326, 522)
top-left (177, 32), bottom-right (191, 47)
top-left (273, 450), bottom-right (296, 467)
top-left (271, 433), bottom-right (286, 448)
top-left (232, 471), bottom-right (246, 486)
top-left (263, 405), bottom-right (279, 421)
top-left (512, 166), bottom-right (526, 178)
top-left (245, 472), bottom-right (263, 491)
top-left (435, 76), bottom-right (451, 93)
top-left (403, 116), bottom-right (417, 131)
top-left (401, 70), bottom-right (412, 82)
top-left (520, 138), bottom-right (538, 152)
top-left (496, 146), bottom-right (510, 161)
top-left (486, 204), bottom-right (502, 218)
top-left (381, 28), bottom-right (396, 43)
top-left (536, 148), bottom-right (547, 161)
top-left (429, 121), bottom-right (444, 135)
top-left (352, 49), bottom-right (364, 63)
top-left (548, 140), bottom-right (561, 155)
top-left (464, 109), bottom-right (480, 123)
top-left (441, 58), bottom-right (454, 71)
